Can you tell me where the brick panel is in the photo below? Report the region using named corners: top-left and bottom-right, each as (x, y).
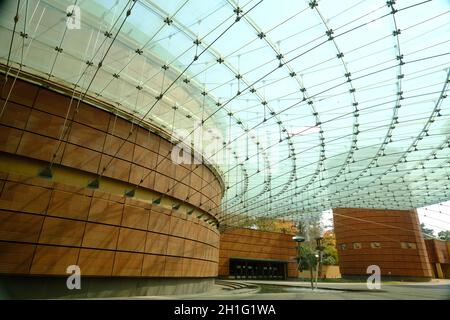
top-left (333, 207), bottom-right (432, 279)
top-left (219, 228), bottom-right (298, 277)
top-left (0, 78), bottom-right (223, 279)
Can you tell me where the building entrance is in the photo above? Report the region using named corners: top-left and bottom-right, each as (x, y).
top-left (229, 258), bottom-right (287, 280)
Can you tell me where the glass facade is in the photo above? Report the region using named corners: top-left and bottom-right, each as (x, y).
top-left (0, 0), bottom-right (449, 224)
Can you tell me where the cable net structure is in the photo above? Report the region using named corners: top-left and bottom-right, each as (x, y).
top-left (0, 0), bottom-right (449, 227)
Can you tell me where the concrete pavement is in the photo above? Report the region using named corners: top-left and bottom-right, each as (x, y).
top-left (116, 279), bottom-right (450, 300)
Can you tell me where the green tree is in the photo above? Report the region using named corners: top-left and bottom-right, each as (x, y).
top-left (297, 245), bottom-right (317, 272)
top-left (438, 230), bottom-right (450, 241)
top-left (296, 244), bottom-right (318, 289)
top-left (322, 230), bottom-right (338, 265)
top-left (235, 216), bottom-right (297, 233)
top-left (421, 223), bottom-right (435, 239)
top-left (322, 245), bottom-right (338, 265)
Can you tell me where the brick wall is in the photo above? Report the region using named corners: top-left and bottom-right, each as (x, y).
top-left (0, 77), bottom-right (223, 217)
top-left (0, 77), bottom-right (223, 278)
top-left (333, 207), bottom-right (432, 279)
top-left (425, 239), bottom-right (450, 264)
top-left (219, 228), bottom-right (298, 278)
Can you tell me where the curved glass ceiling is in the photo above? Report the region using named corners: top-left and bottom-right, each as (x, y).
top-left (0, 0), bottom-right (449, 225)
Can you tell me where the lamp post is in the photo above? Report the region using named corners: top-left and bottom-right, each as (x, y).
top-left (314, 253), bottom-right (319, 289)
top-left (292, 235), bottom-right (305, 277)
top-left (315, 236), bottom-right (324, 289)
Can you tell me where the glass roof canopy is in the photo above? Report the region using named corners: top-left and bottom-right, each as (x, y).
top-left (0, 0), bottom-right (449, 225)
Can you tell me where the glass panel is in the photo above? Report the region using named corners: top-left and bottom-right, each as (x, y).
top-left (0, 0), bottom-right (449, 223)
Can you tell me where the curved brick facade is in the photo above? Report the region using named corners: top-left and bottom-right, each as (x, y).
top-left (0, 76), bottom-right (223, 297)
top-left (0, 77), bottom-right (223, 217)
top-left (333, 208), bottom-right (432, 280)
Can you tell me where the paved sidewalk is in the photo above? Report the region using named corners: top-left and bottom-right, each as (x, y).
top-left (246, 279), bottom-right (450, 290)
top-left (109, 279), bottom-right (450, 300)
top-left (240, 279), bottom-right (450, 300)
